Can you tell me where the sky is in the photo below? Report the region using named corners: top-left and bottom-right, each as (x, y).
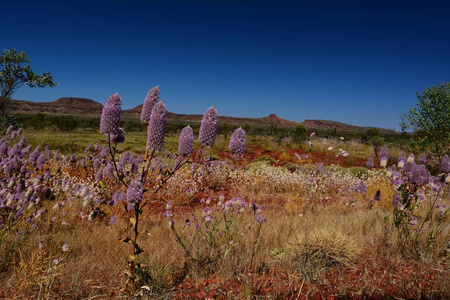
top-left (1, 0), bottom-right (449, 130)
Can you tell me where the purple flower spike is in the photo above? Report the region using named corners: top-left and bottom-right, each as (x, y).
top-left (256, 215), bottom-right (267, 224)
top-left (198, 106), bottom-right (218, 147)
top-left (411, 164), bottom-right (429, 185)
top-left (126, 180), bottom-right (143, 205)
top-left (6, 125), bottom-right (13, 135)
top-left (418, 153), bottom-right (427, 164)
top-left (178, 126), bottom-right (194, 156)
top-left (140, 86), bottom-right (160, 123)
top-left (356, 181), bottom-right (367, 194)
top-left (147, 101), bottom-right (166, 151)
top-left (440, 155), bottom-right (450, 173)
top-left (111, 127), bottom-right (125, 143)
top-left (366, 157), bottom-right (374, 168)
top-left (380, 146), bottom-right (388, 167)
top-left (228, 127), bottom-right (246, 156)
top-left (100, 93), bottom-right (122, 135)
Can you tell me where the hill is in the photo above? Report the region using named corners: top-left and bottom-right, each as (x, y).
top-left (7, 98), bottom-right (393, 133)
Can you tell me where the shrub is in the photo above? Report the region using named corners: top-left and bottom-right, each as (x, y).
top-left (288, 228), bottom-right (361, 281)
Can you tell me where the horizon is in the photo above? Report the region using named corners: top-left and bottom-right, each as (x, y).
top-left (2, 0), bottom-right (450, 130)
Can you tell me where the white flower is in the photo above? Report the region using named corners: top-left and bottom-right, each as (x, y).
top-left (62, 243), bottom-right (70, 252)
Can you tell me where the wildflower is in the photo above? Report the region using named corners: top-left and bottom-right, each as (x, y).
top-left (380, 146), bottom-right (388, 167)
top-left (328, 146), bottom-right (333, 151)
top-left (62, 243), bottom-right (70, 252)
top-left (409, 216), bottom-right (418, 226)
top-left (392, 194), bottom-right (401, 206)
top-left (111, 127), bottom-right (125, 143)
top-left (112, 190), bottom-right (125, 205)
top-left (380, 157), bottom-right (388, 168)
top-left (418, 153), bottom-right (427, 164)
top-left (95, 169), bottom-right (103, 182)
top-left (366, 157), bottom-right (374, 168)
top-left (103, 164), bottom-right (114, 178)
top-left (250, 202), bottom-right (262, 214)
top-left (256, 215), bottom-right (267, 224)
top-left (198, 106), bottom-right (218, 147)
top-left (163, 210), bottom-right (173, 218)
top-left (407, 154), bottom-right (415, 163)
top-left (140, 86), bottom-right (160, 123)
top-left (99, 146), bottom-right (110, 158)
top-left (440, 155), bottom-right (450, 172)
top-left (356, 181), bottom-right (367, 194)
top-left (147, 101), bottom-right (166, 152)
top-left (315, 162), bottom-right (325, 174)
top-left (5, 125), bottom-right (13, 135)
top-left (310, 132), bottom-right (316, 138)
top-left (202, 207), bottom-right (213, 222)
top-left (411, 164), bottom-right (429, 185)
top-left (126, 180), bottom-right (143, 205)
top-left (178, 126), bottom-right (194, 156)
top-left (228, 127), bottom-right (246, 156)
top-left (397, 152), bottom-right (406, 168)
top-left (110, 215), bottom-right (117, 224)
top-left (37, 154), bottom-right (45, 170)
top-left (100, 93), bottom-right (122, 135)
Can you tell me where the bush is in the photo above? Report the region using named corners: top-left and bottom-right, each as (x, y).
top-left (288, 228), bottom-right (361, 281)
top-left (53, 115), bottom-right (79, 131)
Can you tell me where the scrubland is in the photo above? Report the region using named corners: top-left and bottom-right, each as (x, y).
top-left (0, 126), bottom-right (449, 299)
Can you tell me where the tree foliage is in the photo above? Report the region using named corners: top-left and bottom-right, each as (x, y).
top-left (401, 82), bottom-right (450, 157)
top-left (0, 48), bottom-right (57, 114)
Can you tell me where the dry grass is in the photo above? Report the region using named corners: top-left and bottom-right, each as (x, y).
top-left (1, 132), bottom-right (448, 298)
top-left (288, 228), bottom-right (361, 269)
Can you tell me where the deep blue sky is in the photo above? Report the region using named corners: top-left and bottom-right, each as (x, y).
top-left (2, 0), bottom-right (449, 129)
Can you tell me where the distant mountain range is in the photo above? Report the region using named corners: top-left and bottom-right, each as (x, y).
top-left (6, 97), bottom-right (393, 133)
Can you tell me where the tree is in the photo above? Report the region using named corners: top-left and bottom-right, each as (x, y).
top-left (292, 124), bottom-right (306, 143)
top-left (0, 48), bottom-right (57, 115)
top-left (401, 83), bottom-right (450, 158)
top-left (364, 128), bottom-right (385, 158)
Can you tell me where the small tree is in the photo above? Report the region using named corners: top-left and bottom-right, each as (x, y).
top-left (0, 48), bottom-right (57, 115)
top-left (293, 124), bottom-right (306, 143)
top-left (401, 83), bottom-right (450, 158)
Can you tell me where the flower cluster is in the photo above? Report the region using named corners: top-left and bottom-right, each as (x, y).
top-left (140, 85), bottom-right (160, 123)
top-left (178, 126), bottom-right (194, 157)
top-left (384, 153), bottom-right (449, 257)
top-left (147, 101), bottom-right (166, 151)
top-left (164, 194), bottom-right (267, 274)
top-left (228, 127), bottom-right (246, 157)
top-left (100, 93), bottom-right (122, 135)
top-left (198, 106), bottom-right (218, 147)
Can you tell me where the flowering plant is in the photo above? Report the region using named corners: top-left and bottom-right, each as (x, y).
top-left (165, 195), bottom-right (266, 276)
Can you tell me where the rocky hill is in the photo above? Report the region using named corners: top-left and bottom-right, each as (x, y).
top-left (6, 98), bottom-right (103, 117)
top-left (7, 98), bottom-right (393, 133)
